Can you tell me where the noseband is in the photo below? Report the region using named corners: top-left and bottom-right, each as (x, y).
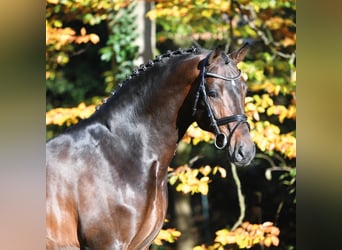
top-left (192, 53), bottom-right (250, 150)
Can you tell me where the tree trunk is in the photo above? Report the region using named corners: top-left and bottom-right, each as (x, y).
top-left (133, 1), bottom-right (155, 66)
top-left (174, 190), bottom-right (197, 250)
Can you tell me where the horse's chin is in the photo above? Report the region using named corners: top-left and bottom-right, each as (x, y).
top-left (230, 157), bottom-right (253, 167)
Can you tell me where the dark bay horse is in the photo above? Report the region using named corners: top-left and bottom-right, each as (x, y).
top-left (46, 44), bottom-right (255, 249)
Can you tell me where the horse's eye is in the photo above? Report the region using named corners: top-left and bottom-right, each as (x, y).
top-left (208, 89), bottom-right (219, 98)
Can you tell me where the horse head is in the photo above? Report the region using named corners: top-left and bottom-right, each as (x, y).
top-left (192, 44), bottom-right (255, 166)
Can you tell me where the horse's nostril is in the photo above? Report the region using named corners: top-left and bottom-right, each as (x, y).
top-left (239, 146), bottom-right (244, 155)
top-left (237, 146), bottom-right (244, 160)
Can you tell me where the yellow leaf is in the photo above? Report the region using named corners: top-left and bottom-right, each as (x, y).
top-left (266, 106), bottom-right (275, 116)
top-left (201, 10), bottom-right (213, 18)
top-left (281, 36), bottom-right (296, 47)
top-left (200, 165), bottom-right (212, 176)
top-left (245, 96), bottom-right (254, 103)
top-left (191, 169), bottom-right (199, 178)
top-left (47, 0), bottom-right (59, 4)
top-left (263, 236), bottom-right (273, 247)
top-left (154, 228), bottom-right (181, 245)
top-left (270, 226), bottom-right (280, 236)
top-left (176, 183), bottom-right (191, 194)
top-left (217, 167), bottom-right (226, 178)
top-left (193, 246), bottom-right (206, 250)
top-left (80, 27), bottom-right (86, 36)
top-left (169, 175), bottom-right (178, 185)
top-left (193, 137), bottom-right (201, 145)
top-left (89, 34), bottom-right (100, 44)
top-left (271, 235), bottom-right (280, 246)
top-left (198, 181), bottom-right (209, 195)
top-left (213, 166), bottom-right (226, 178)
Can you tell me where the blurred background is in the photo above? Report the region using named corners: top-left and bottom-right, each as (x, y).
top-left (46, 1), bottom-right (296, 249)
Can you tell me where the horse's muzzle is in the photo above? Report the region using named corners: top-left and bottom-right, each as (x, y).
top-left (226, 141), bottom-right (255, 167)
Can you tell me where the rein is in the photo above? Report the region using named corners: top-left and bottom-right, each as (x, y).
top-left (192, 53), bottom-right (249, 150)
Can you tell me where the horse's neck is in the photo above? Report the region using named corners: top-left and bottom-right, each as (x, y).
top-left (103, 55), bottom-right (202, 139)
top-left (85, 55), bottom-right (202, 178)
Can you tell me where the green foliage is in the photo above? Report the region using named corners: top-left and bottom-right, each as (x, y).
top-left (46, 0), bottom-right (138, 137)
top-left (46, 0), bottom-right (109, 80)
top-left (99, 2), bottom-right (139, 92)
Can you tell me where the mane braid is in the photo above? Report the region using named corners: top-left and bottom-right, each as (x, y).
top-left (96, 46), bottom-right (200, 110)
top-left (221, 52), bottom-right (230, 64)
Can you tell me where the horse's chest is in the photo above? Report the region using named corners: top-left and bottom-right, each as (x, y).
top-left (139, 176), bottom-right (168, 229)
top-left (121, 178), bottom-right (168, 249)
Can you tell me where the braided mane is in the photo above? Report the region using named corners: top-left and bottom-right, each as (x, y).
top-left (96, 46), bottom-right (201, 109)
top-left (117, 46), bottom-right (200, 89)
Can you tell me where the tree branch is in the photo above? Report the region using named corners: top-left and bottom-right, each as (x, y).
top-left (230, 162), bottom-right (245, 231)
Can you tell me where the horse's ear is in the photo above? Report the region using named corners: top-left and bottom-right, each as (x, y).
top-left (208, 45), bottom-right (223, 64)
top-left (229, 43), bottom-right (249, 63)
